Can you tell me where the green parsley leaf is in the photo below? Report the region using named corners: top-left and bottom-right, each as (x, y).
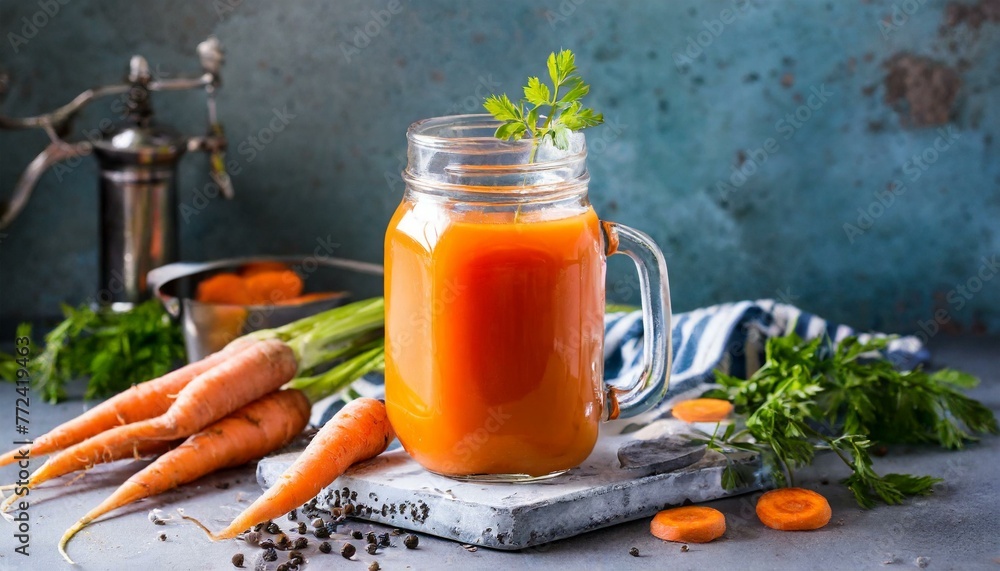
top-left (700, 332), bottom-right (997, 508)
top-left (483, 49), bottom-right (603, 155)
top-left (1, 300), bottom-right (186, 403)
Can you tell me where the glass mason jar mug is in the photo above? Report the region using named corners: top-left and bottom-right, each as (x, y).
top-left (384, 115), bottom-right (672, 481)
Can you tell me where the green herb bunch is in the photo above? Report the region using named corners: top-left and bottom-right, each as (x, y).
top-left (2, 300), bottom-right (185, 403)
top-left (694, 333), bottom-right (998, 508)
top-left (484, 49), bottom-right (604, 158)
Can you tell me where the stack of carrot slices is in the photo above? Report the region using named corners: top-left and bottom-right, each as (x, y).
top-left (195, 262), bottom-right (337, 306)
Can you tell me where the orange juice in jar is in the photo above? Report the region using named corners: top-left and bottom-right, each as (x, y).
top-left (385, 115), bottom-right (672, 481)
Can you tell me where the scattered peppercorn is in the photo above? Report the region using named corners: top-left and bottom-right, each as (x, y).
top-left (231, 553), bottom-right (245, 568)
top-left (254, 522), bottom-right (266, 532)
top-left (378, 533), bottom-right (390, 547)
top-left (296, 522), bottom-right (306, 534)
top-left (293, 537), bottom-right (308, 550)
top-left (158, 533), bottom-right (167, 542)
top-left (629, 547), bottom-right (639, 557)
top-left (276, 564), bottom-right (290, 571)
top-left (352, 530), bottom-right (363, 540)
top-left (681, 545), bottom-right (690, 553)
top-left (319, 541), bottom-right (332, 554)
top-left (263, 547), bottom-right (278, 562)
top-left (276, 533), bottom-right (291, 549)
top-left (404, 534), bottom-right (419, 549)
top-left (289, 550), bottom-right (304, 564)
top-left (260, 538), bottom-right (276, 549)
top-left (287, 509), bottom-right (298, 521)
top-left (366, 543), bottom-right (378, 555)
top-left (266, 522), bottom-right (281, 534)
top-left (368, 562), bottom-right (380, 571)
top-left (341, 542), bottom-right (356, 559)
top-left (243, 531), bottom-right (261, 546)
top-left (391, 528), bottom-right (403, 536)
top-left (366, 532), bottom-right (378, 545)
top-left (314, 527), bottom-right (330, 539)
top-left (312, 518), bottom-right (325, 529)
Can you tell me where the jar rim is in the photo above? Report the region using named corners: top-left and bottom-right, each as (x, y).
top-left (403, 114), bottom-right (589, 202)
top-left (407, 114), bottom-right (586, 159)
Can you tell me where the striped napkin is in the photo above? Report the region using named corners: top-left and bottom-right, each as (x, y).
top-left (312, 299), bottom-right (928, 429)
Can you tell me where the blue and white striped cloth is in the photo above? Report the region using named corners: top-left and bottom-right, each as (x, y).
top-left (313, 299), bottom-right (928, 427)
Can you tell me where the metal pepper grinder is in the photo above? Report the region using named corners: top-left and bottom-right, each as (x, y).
top-left (0, 37), bottom-right (234, 308)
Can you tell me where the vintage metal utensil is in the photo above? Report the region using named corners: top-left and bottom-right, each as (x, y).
top-left (0, 38), bottom-right (233, 307)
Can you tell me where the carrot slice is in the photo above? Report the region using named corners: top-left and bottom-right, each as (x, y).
top-left (244, 269), bottom-right (304, 304)
top-left (239, 261), bottom-right (291, 277)
top-left (671, 398), bottom-right (734, 422)
top-left (756, 488), bottom-right (832, 531)
top-left (650, 506), bottom-right (726, 543)
top-left (196, 273), bottom-right (252, 305)
top-left (273, 292), bottom-right (345, 306)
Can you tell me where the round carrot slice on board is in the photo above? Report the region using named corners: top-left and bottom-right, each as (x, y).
top-left (756, 487), bottom-right (832, 531)
top-left (670, 398), bottom-right (734, 422)
top-left (650, 506), bottom-right (727, 543)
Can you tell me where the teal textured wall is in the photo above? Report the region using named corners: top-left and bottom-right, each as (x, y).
top-left (1, 0), bottom-right (998, 339)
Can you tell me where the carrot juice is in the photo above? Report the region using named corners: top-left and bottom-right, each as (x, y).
top-left (384, 201), bottom-right (606, 477)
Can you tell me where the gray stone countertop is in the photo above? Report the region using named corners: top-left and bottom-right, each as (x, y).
top-left (0, 336), bottom-right (996, 570)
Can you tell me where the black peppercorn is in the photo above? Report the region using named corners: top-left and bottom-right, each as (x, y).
top-left (276, 534), bottom-right (291, 549)
top-left (231, 553), bottom-right (245, 567)
top-left (681, 544), bottom-right (690, 552)
top-left (263, 547), bottom-right (278, 562)
top-left (366, 543), bottom-right (378, 555)
top-left (312, 518), bottom-right (325, 529)
top-left (629, 547), bottom-right (639, 557)
top-left (319, 541), bottom-right (332, 554)
top-left (243, 531), bottom-right (261, 546)
top-left (404, 534), bottom-right (419, 549)
top-left (366, 532), bottom-right (378, 544)
top-left (352, 530), bottom-right (363, 540)
top-left (378, 533), bottom-right (390, 547)
top-left (276, 563), bottom-right (290, 571)
top-left (266, 522), bottom-right (281, 535)
top-left (293, 537), bottom-right (308, 550)
top-left (341, 542), bottom-right (356, 559)
top-left (158, 533), bottom-right (167, 542)
top-left (314, 527), bottom-right (330, 539)
top-left (260, 538), bottom-right (276, 549)
top-left (296, 521), bottom-right (306, 535)
top-left (368, 562), bottom-right (380, 571)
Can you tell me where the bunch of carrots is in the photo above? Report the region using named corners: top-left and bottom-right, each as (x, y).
top-left (649, 398), bottom-right (830, 544)
top-left (0, 297), bottom-right (394, 563)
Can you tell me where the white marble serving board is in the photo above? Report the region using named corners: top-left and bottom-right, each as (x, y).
top-left (257, 419), bottom-right (761, 550)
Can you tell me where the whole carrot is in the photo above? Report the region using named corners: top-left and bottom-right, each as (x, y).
top-left (58, 389), bottom-right (311, 564)
top-left (6, 338), bottom-right (296, 504)
top-left (0, 338), bottom-right (255, 468)
top-left (207, 397), bottom-right (393, 540)
top-left (0, 438), bottom-right (180, 512)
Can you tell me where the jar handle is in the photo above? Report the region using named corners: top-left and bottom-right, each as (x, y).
top-left (601, 221), bottom-right (672, 420)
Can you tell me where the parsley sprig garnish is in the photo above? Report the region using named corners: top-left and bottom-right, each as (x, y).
top-left (484, 49), bottom-right (603, 160)
top-left (692, 334), bottom-right (998, 508)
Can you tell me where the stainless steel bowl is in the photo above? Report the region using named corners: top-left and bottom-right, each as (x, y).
top-left (148, 256), bottom-right (383, 361)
